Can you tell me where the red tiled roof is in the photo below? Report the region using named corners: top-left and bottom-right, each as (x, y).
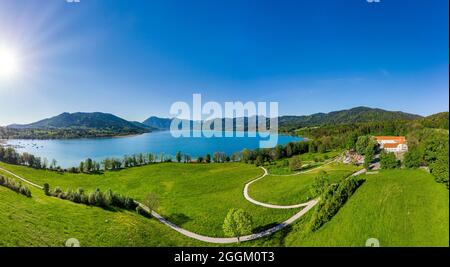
top-left (375, 136), bottom-right (406, 144)
top-left (375, 136), bottom-right (405, 141)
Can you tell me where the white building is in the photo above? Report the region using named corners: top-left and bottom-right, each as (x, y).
top-left (375, 136), bottom-right (408, 153)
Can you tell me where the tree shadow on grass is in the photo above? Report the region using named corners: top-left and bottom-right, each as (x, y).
top-left (166, 213), bottom-right (192, 226)
top-left (250, 223), bottom-right (293, 246)
top-left (270, 224), bottom-right (293, 247)
top-left (252, 222), bottom-right (279, 233)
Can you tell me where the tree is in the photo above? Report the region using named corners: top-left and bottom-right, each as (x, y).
top-left (197, 156), bottom-right (204, 163)
top-left (79, 161), bottom-right (85, 173)
top-left (51, 159), bottom-right (57, 170)
top-left (364, 145), bottom-right (374, 169)
top-left (85, 158), bottom-right (93, 172)
top-left (289, 157), bottom-right (302, 171)
top-left (380, 151), bottom-right (400, 169)
top-left (273, 145), bottom-right (284, 160)
top-left (346, 132), bottom-right (359, 150)
top-left (310, 171), bottom-right (329, 197)
top-left (101, 158), bottom-right (111, 170)
top-left (93, 189), bottom-right (105, 206)
top-left (255, 154), bottom-right (264, 166)
top-left (356, 136), bottom-right (370, 155)
top-left (430, 150), bottom-right (449, 187)
top-left (143, 192), bottom-right (159, 214)
top-left (223, 208), bottom-right (253, 242)
top-left (176, 151), bottom-right (182, 163)
top-left (104, 189), bottom-right (114, 206)
top-left (205, 154), bottom-right (211, 163)
top-left (404, 148), bottom-right (422, 168)
top-left (212, 152), bottom-right (219, 163)
top-left (43, 183), bottom-right (50, 196)
top-left (241, 149), bottom-right (252, 163)
top-left (88, 192), bottom-right (96, 205)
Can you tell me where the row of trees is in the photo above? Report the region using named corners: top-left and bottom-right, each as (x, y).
top-left (309, 176), bottom-right (364, 231)
top-left (237, 141), bottom-right (313, 166)
top-left (43, 183), bottom-right (161, 218)
top-left (0, 149), bottom-right (176, 174)
top-left (44, 184), bottom-right (138, 210)
top-left (0, 175), bottom-right (32, 197)
top-left (74, 153), bottom-right (170, 173)
top-left (0, 146), bottom-right (61, 171)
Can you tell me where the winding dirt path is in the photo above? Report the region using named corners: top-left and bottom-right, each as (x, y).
top-left (243, 166), bottom-right (317, 209)
top-left (0, 165), bottom-right (318, 244)
top-left (0, 167), bottom-right (43, 189)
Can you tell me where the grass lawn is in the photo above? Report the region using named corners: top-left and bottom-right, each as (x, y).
top-left (283, 169), bottom-right (449, 246)
top-left (297, 150), bottom-right (342, 162)
top-left (266, 150), bottom-right (342, 175)
top-left (1, 162), bottom-right (446, 247)
top-left (0, 162), bottom-right (297, 238)
top-left (249, 162), bottom-right (361, 205)
top-left (0, 182), bottom-right (205, 247)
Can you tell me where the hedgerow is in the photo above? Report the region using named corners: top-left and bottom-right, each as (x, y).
top-left (309, 176), bottom-right (364, 231)
top-left (46, 186), bottom-right (138, 211)
top-left (0, 175), bottom-right (32, 198)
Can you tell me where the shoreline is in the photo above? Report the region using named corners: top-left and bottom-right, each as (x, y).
top-left (2, 129), bottom-right (298, 141)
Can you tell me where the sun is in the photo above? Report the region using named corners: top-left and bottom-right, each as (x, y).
top-left (0, 45), bottom-right (20, 80)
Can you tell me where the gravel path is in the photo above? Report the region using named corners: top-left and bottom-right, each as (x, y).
top-left (0, 165), bottom-right (319, 244)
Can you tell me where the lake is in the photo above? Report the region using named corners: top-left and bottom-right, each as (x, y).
top-left (4, 131), bottom-right (303, 168)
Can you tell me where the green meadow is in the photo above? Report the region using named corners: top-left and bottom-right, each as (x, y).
top-left (0, 161), bottom-right (448, 247)
top-left (265, 150), bottom-right (342, 175)
top-left (250, 162), bottom-right (361, 205)
top-left (283, 169), bottom-right (449, 247)
top-left (0, 183), bottom-right (204, 247)
top-left (0, 162), bottom-right (296, 237)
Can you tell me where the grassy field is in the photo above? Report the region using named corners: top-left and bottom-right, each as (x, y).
top-left (283, 169), bottom-right (449, 246)
top-left (249, 162), bottom-right (361, 205)
top-left (0, 162), bottom-right (296, 237)
top-left (1, 161), bottom-right (447, 247)
top-left (0, 180), bottom-right (206, 247)
top-left (266, 151), bottom-right (342, 175)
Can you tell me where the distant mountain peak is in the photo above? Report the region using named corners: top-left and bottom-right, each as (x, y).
top-left (7, 112), bottom-right (154, 133)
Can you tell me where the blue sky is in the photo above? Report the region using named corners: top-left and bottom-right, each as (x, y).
top-left (0, 0), bottom-right (448, 125)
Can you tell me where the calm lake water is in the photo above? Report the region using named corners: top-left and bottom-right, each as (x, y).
top-left (5, 131), bottom-right (302, 168)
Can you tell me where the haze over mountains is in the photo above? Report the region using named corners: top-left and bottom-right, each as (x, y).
top-left (142, 106), bottom-right (424, 130)
top-left (6, 107), bottom-right (425, 132)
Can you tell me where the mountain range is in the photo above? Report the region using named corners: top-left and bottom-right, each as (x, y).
top-left (8, 112), bottom-right (154, 132)
top-left (3, 107), bottom-right (437, 139)
top-left (141, 106), bottom-right (424, 131)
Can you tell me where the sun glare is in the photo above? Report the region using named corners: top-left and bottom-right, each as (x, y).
top-left (0, 46), bottom-right (20, 80)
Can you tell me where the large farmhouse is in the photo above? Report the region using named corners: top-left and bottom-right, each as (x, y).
top-left (375, 136), bottom-right (408, 153)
